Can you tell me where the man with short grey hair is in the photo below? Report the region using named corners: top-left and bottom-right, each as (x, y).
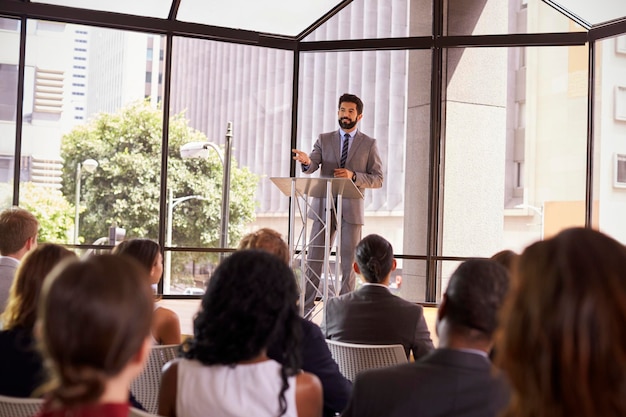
top-left (0, 207), bottom-right (39, 312)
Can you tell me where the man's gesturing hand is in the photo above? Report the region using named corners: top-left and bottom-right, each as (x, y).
top-left (292, 149), bottom-right (311, 166)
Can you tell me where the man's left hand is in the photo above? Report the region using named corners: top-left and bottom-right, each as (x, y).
top-left (333, 168), bottom-right (353, 178)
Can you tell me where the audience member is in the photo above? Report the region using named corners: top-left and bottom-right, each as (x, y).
top-left (323, 234), bottom-right (434, 359)
top-left (113, 238), bottom-right (181, 345)
top-left (33, 254), bottom-right (154, 417)
top-left (158, 250), bottom-right (322, 417)
top-left (0, 244), bottom-right (76, 397)
top-left (239, 228), bottom-right (352, 416)
top-left (496, 227), bottom-right (626, 417)
top-left (490, 249), bottom-right (518, 272)
top-left (342, 259), bottom-right (511, 417)
top-left (0, 207), bottom-right (39, 312)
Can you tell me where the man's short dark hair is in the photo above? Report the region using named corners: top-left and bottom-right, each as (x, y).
top-left (445, 259), bottom-right (510, 337)
top-left (338, 93), bottom-right (364, 115)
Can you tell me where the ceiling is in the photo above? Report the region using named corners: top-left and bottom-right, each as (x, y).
top-left (29, 0), bottom-right (349, 38)
top-left (3, 0), bottom-right (626, 43)
top-left (542, 0), bottom-right (626, 28)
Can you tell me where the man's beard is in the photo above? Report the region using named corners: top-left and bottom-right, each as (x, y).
top-left (338, 118), bottom-right (357, 130)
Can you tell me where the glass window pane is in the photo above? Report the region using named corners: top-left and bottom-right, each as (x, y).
top-left (296, 48), bottom-right (431, 301)
top-left (0, 17), bottom-right (20, 208)
top-left (17, 20), bottom-right (166, 245)
top-left (163, 250), bottom-right (213, 296)
top-left (442, 45), bottom-right (588, 258)
top-left (393, 258), bottom-right (428, 303)
top-left (593, 35), bottom-right (626, 245)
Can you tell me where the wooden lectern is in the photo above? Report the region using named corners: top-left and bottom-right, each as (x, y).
top-left (270, 177), bottom-right (363, 322)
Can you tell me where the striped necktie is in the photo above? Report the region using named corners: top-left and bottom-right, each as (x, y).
top-left (340, 133), bottom-right (350, 168)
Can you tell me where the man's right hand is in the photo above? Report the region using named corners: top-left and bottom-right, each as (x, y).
top-left (292, 149), bottom-right (311, 166)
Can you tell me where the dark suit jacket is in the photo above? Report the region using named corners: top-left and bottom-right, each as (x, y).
top-left (268, 317), bottom-right (352, 416)
top-left (342, 349), bottom-right (511, 417)
top-left (0, 326), bottom-right (45, 397)
top-left (323, 285), bottom-right (434, 359)
top-left (303, 130), bottom-right (383, 225)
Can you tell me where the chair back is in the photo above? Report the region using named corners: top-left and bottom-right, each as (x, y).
top-left (325, 339), bottom-right (407, 381)
top-left (129, 406), bottom-right (163, 417)
top-left (130, 344), bottom-right (180, 415)
top-left (0, 395), bottom-right (44, 417)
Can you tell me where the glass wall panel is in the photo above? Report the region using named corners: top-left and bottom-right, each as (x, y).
top-left (303, 0), bottom-right (432, 41)
top-left (0, 17), bottom-right (20, 208)
top-left (442, 44), bottom-right (588, 259)
top-left (393, 258), bottom-right (428, 303)
top-left (297, 48), bottom-right (431, 302)
top-left (446, 0), bottom-right (586, 36)
top-left (592, 35), bottom-right (626, 245)
top-left (439, 260), bottom-right (463, 302)
top-left (16, 20), bottom-right (166, 245)
top-left (167, 37), bottom-right (293, 293)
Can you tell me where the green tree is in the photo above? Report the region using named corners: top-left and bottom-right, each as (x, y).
top-left (0, 182), bottom-right (74, 243)
top-left (60, 100), bottom-right (258, 249)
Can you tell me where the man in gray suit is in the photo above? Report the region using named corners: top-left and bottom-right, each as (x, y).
top-left (292, 93), bottom-right (383, 316)
top-left (0, 207), bottom-right (39, 312)
top-left (342, 259), bottom-right (511, 417)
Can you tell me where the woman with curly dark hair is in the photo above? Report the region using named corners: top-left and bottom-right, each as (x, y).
top-left (158, 250), bottom-right (322, 417)
top-left (496, 227), bottom-right (626, 417)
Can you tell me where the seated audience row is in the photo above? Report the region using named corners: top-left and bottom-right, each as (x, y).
top-left (342, 258), bottom-right (511, 417)
top-left (343, 227), bottom-right (626, 417)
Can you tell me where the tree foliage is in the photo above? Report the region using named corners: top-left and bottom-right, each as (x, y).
top-left (60, 100), bottom-right (258, 248)
top-left (0, 182), bottom-right (74, 243)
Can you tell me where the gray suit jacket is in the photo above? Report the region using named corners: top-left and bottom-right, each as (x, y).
top-left (323, 285), bottom-right (434, 359)
top-left (303, 130), bottom-right (383, 225)
top-left (342, 349), bottom-right (511, 417)
top-left (0, 257), bottom-right (19, 313)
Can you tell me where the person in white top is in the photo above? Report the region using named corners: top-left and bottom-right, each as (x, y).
top-left (158, 250), bottom-right (323, 417)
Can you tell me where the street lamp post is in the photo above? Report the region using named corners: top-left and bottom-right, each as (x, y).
top-left (163, 188), bottom-right (207, 294)
top-left (179, 121), bottom-right (233, 257)
top-left (74, 158), bottom-right (99, 244)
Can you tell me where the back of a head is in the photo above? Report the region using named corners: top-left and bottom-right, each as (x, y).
top-left (490, 249), bottom-right (518, 272)
top-left (38, 254), bottom-right (154, 406)
top-left (444, 259), bottom-right (510, 339)
top-left (497, 227), bottom-right (626, 417)
top-left (237, 228), bottom-right (289, 265)
top-left (0, 207), bottom-right (39, 256)
top-left (187, 250), bottom-right (299, 365)
top-left (112, 238), bottom-right (160, 272)
top-left (355, 234), bottom-right (394, 284)
top-left (1, 243), bottom-right (76, 330)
